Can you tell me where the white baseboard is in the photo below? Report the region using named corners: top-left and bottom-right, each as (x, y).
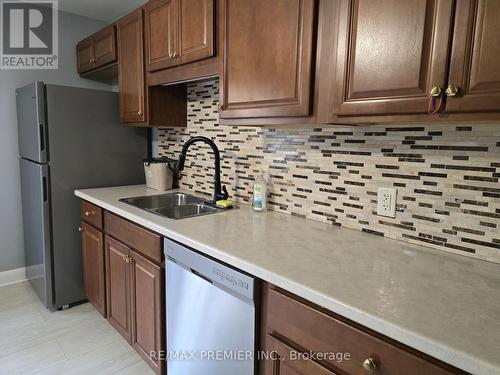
top-left (0, 267), bottom-right (27, 287)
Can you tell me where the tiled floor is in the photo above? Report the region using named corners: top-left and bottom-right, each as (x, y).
top-left (0, 282), bottom-right (154, 375)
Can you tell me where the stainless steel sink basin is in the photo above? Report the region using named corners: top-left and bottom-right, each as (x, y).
top-left (154, 203), bottom-right (219, 218)
top-left (119, 192), bottom-right (228, 220)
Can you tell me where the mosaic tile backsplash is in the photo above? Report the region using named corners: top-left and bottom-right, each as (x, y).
top-left (157, 79), bottom-right (500, 263)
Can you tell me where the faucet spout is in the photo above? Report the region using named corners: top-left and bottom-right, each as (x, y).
top-left (176, 136), bottom-right (229, 203)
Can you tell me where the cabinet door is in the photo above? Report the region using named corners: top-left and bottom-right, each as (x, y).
top-left (178, 0), bottom-right (214, 65)
top-left (81, 223), bottom-right (106, 316)
top-left (93, 25), bottom-right (117, 68)
top-left (117, 9), bottom-right (147, 124)
top-left (332, 0), bottom-right (454, 116)
top-left (76, 37), bottom-right (94, 73)
top-left (264, 335), bottom-right (336, 375)
top-left (130, 250), bottom-right (163, 373)
top-left (105, 236), bottom-right (132, 343)
top-left (446, 0), bottom-right (500, 113)
top-left (145, 0), bottom-right (179, 72)
top-left (219, 0), bottom-right (315, 118)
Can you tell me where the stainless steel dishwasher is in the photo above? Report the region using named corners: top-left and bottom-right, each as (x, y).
top-left (165, 239), bottom-right (257, 375)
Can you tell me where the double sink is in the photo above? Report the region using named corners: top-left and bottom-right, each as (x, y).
top-left (120, 192), bottom-right (225, 220)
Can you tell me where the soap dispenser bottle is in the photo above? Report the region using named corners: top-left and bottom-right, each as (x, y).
top-left (253, 173), bottom-right (268, 212)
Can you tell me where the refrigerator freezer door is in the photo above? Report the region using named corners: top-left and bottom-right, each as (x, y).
top-left (20, 158), bottom-right (53, 307)
top-left (16, 82), bottom-right (48, 164)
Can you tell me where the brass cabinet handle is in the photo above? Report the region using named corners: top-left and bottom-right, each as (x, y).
top-left (218, 104), bottom-right (223, 111)
top-left (445, 83), bottom-right (458, 97)
top-left (363, 357), bottom-right (377, 371)
top-left (429, 85), bottom-right (442, 97)
top-left (125, 255), bottom-right (133, 263)
top-left (78, 227), bottom-right (83, 232)
top-left (137, 110), bottom-right (143, 116)
top-left (84, 211), bottom-right (95, 217)
top-left (169, 51), bottom-right (178, 58)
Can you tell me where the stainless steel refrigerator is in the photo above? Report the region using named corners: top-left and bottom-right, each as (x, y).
top-left (17, 82), bottom-right (147, 310)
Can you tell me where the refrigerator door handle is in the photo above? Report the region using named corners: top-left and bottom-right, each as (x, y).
top-left (42, 176), bottom-right (48, 202)
top-left (39, 124), bottom-right (45, 152)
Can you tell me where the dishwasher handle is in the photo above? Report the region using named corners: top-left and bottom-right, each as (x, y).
top-left (191, 268), bottom-right (213, 284)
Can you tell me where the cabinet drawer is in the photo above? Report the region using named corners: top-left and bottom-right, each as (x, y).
top-left (265, 287), bottom-right (458, 375)
top-left (104, 211), bottom-right (162, 264)
top-left (80, 201), bottom-right (103, 229)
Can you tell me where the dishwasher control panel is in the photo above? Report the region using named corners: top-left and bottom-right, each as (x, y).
top-left (212, 267), bottom-right (249, 291)
top-left (165, 239), bottom-right (255, 301)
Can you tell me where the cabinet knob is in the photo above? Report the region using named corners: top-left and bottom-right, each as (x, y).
top-left (429, 85), bottom-right (442, 97)
top-left (137, 110), bottom-right (143, 116)
top-left (362, 357), bottom-right (377, 372)
top-left (84, 211), bottom-right (95, 217)
top-left (217, 104), bottom-right (223, 111)
top-left (78, 227), bottom-right (83, 232)
top-left (169, 51), bottom-right (178, 59)
top-left (445, 83), bottom-right (458, 97)
top-left (125, 255), bottom-right (133, 263)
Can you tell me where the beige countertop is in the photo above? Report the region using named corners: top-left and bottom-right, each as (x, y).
top-left (75, 185), bottom-right (500, 375)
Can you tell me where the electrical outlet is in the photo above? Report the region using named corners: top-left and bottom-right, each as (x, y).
top-left (377, 187), bottom-right (397, 218)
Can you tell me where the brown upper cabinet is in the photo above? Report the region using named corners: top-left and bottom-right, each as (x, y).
top-left (219, 0), bottom-right (316, 119)
top-left (178, 0), bottom-right (214, 65)
top-left (145, 0), bottom-right (215, 72)
top-left (446, 0), bottom-right (500, 113)
top-left (329, 0), bottom-right (500, 121)
top-left (117, 8), bottom-right (187, 127)
top-left (117, 9), bottom-right (147, 124)
top-left (145, 0), bottom-right (178, 71)
top-left (76, 38), bottom-right (94, 74)
top-left (77, 0), bottom-right (500, 126)
top-left (331, 0), bottom-right (454, 117)
top-left (77, 25), bottom-right (117, 74)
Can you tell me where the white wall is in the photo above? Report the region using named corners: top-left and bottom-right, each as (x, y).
top-left (0, 11), bottom-right (113, 272)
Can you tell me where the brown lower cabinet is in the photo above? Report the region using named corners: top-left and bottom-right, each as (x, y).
top-left (80, 200), bottom-right (164, 374)
top-left (105, 236), bottom-right (133, 342)
top-left (80, 200), bottom-right (467, 375)
top-left (105, 235), bottom-right (164, 374)
top-left (81, 223), bottom-right (106, 316)
top-left (130, 249), bottom-right (163, 373)
top-left (265, 334), bottom-right (336, 375)
top-left (260, 284), bottom-right (466, 375)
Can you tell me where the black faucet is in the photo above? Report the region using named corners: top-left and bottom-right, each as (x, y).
top-left (176, 136), bottom-right (229, 204)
